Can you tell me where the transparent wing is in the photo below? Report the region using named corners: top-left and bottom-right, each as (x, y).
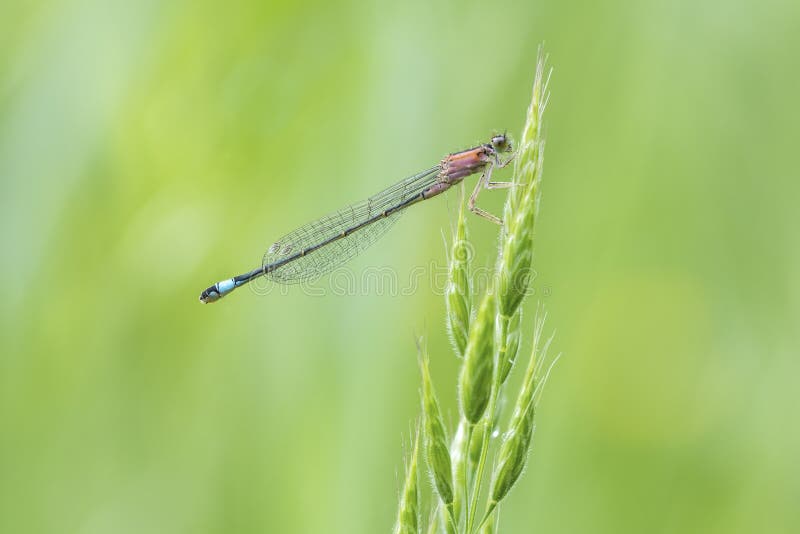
top-left (263, 166), bottom-right (441, 284)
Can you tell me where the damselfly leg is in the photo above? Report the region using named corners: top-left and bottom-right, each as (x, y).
top-left (468, 152), bottom-right (517, 225)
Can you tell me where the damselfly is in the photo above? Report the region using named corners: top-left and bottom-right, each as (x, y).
top-left (199, 133), bottom-right (515, 303)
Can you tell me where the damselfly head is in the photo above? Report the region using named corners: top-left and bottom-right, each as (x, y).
top-left (490, 133), bottom-right (512, 153)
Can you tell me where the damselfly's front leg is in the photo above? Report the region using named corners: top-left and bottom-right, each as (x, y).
top-left (498, 151), bottom-right (516, 168)
top-left (486, 151), bottom-right (518, 189)
top-left (468, 163), bottom-right (504, 225)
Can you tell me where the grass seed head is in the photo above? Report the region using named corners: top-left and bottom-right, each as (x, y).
top-left (497, 49), bottom-right (550, 319)
top-left (417, 340), bottom-right (455, 513)
top-left (459, 292), bottom-right (496, 424)
top-left (393, 426), bottom-right (421, 534)
top-left (445, 201), bottom-right (472, 357)
top-left (489, 402), bottom-right (536, 507)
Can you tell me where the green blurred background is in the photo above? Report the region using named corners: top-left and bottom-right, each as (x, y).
top-left (1, 0), bottom-right (798, 532)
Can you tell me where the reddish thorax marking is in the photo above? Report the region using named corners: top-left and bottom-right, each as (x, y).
top-left (422, 146), bottom-right (493, 199)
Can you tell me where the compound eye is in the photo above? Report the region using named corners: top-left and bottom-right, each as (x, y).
top-left (492, 135), bottom-right (508, 151)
